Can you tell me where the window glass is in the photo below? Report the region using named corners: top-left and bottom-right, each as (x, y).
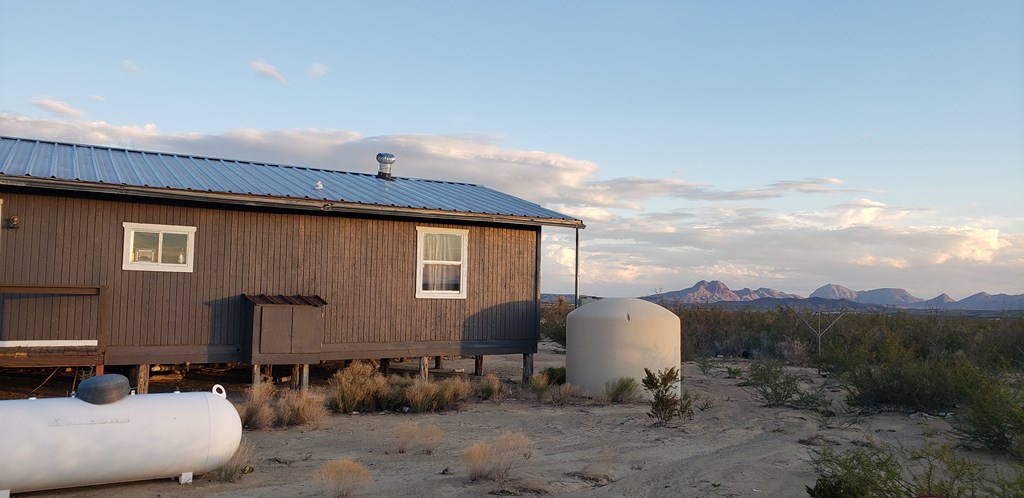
top-left (132, 231), bottom-right (159, 262)
top-left (161, 232), bottom-right (189, 264)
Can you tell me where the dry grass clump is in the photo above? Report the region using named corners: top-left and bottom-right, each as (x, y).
top-left (394, 421), bottom-right (419, 453)
top-left (238, 381), bottom-right (276, 430)
top-left (438, 377), bottom-right (472, 409)
top-left (529, 372), bottom-right (550, 401)
top-left (276, 387), bottom-right (329, 427)
top-left (406, 379), bottom-right (441, 413)
top-left (462, 431), bottom-right (534, 483)
top-left (319, 458), bottom-right (373, 498)
top-left (477, 373), bottom-right (505, 402)
top-left (394, 421), bottom-right (444, 454)
top-left (548, 383), bottom-right (582, 406)
top-left (217, 438), bottom-right (255, 482)
top-left (604, 377), bottom-right (642, 404)
top-left (326, 362), bottom-right (388, 413)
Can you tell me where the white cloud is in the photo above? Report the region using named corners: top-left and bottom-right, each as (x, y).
top-left (30, 99), bottom-right (85, 118)
top-left (1, 114), bottom-right (1019, 299)
top-left (250, 59), bottom-right (287, 83)
top-left (308, 63), bottom-right (328, 79)
top-left (121, 59), bottom-right (145, 73)
top-left (90, 95), bottom-right (106, 102)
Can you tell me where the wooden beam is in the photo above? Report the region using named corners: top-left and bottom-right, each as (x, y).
top-left (380, 358), bottom-right (390, 376)
top-left (252, 364), bottom-right (261, 385)
top-left (419, 356), bottom-right (429, 380)
top-left (474, 355), bottom-right (484, 376)
top-left (136, 363), bottom-right (150, 394)
top-left (300, 364), bottom-right (310, 391)
top-left (291, 364), bottom-right (300, 390)
top-left (522, 353), bottom-right (534, 386)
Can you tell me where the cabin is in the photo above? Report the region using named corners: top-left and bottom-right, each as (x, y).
top-left (0, 136), bottom-right (584, 390)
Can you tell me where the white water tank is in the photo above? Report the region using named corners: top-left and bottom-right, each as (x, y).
top-left (566, 298), bottom-right (681, 399)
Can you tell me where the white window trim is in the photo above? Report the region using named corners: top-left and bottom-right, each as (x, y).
top-left (122, 222), bottom-right (197, 273)
top-left (415, 227), bottom-right (468, 299)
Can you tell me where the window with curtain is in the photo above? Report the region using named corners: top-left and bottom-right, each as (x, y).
top-left (416, 227), bottom-right (468, 299)
top-left (122, 222), bottom-right (197, 273)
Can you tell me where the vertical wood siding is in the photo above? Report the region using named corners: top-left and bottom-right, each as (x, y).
top-left (0, 191), bottom-right (540, 364)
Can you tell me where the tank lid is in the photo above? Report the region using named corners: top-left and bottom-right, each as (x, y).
top-left (76, 374), bottom-right (131, 404)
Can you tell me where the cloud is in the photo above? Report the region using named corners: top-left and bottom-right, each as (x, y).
top-left (250, 59), bottom-right (287, 83)
top-left (308, 63), bottom-right (328, 79)
top-left (121, 59), bottom-right (145, 73)
top-left (90, 95), bottom-right (106, 102)
top-left (1, 113), bottom-right (1019, 299)
top-left (30, 99), bottom-right (85, 118)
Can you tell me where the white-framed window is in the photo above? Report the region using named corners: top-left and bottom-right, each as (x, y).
top-left (122, 222), bottom-right (197, 273)
top-left (416, 227), bottom-right (468, 299)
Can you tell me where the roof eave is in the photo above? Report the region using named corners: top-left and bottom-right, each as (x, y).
top-left (0, 176), bottom-right (586, 229)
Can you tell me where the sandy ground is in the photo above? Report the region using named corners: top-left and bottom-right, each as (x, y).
top-left (12, 342), bottom-right (979, 497)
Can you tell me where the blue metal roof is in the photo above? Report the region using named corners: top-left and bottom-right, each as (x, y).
top-left (0, 136), bottom-right (582, 228)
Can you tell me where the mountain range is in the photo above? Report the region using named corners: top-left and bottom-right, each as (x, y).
top-left (635, 280), bottom-right (1024, 311)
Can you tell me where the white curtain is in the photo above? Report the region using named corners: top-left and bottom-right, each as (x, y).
top-left (422, 233), bottom-right (462, 291)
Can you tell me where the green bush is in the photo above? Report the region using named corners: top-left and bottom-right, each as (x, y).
top-left (540, 297), bottom-right (571, 346)
top-left (641, 367), bottom-right (693, 426)
top-left (953, 376), bottom-right (1024, 457)
top-left (842, 357), bottom-right (982, 414)
top-left (542, 366), bottom-right (566, 385)
top-left (745, 360), bottom-right (821, 409)
top-left (807, 440), bottom-right (1024, 497)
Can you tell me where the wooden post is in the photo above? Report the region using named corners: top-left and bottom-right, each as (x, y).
top-left (291, 364), bottom-right (300, 390)
top-left (419, 356), bottom-right (429, 380)
top-left (252, 364), bottom-right (261, 385)
top-left (300, 364), bottom-right (310, 391)
top-left (380, 358), bottom-right (390, 376)
top-left (137, 363), bottom-right (150, 394)
top-left (263, 364), bottom-right (273, 383)
top-left (434, 356), bottom-right (443, 370)
top-left (522, 353), bottom-right (534, 386)
top-left (474, 355), bottom-right (484, 376)
top-left (94, 364), bottom-right (104, 376)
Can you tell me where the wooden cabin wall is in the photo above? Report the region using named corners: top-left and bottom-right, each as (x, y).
top-left (0, 191), bottom-right (540, 364)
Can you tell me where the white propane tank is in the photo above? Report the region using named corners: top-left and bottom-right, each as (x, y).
top-left (566, 298), bottom-right (681, 399)
top-left (0, 374), bottom-right (242, 494)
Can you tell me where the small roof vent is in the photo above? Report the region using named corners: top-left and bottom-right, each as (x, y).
top-left (376, 152), bottom-right (396, 180)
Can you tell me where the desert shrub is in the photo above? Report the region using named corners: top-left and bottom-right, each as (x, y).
top-left (953, 376), bottom-right (1024, 457)
top-left (238, 381), bottom-right (276, 430)
top-left (434, 376), bottom-right (472, 411)
top-left (463, 431), bottom-right (534, 483)
top-left (405, 379), bottom-right (440, 413)
top-left (641, 367), bottom-right (693, 426)
top-left (217, 438), bottom-right (255, 482)
top-left (746, 360), bottom-right (803, 407)
top-left (542, 366), bottom-right (566, 385)
top-left (843, 357), bottom-right (982, 413)
top-left (695, 356), bottom-right (717, 377)
top-left (540, 297), bottom-right (571, 346)
top-left (378, 375), bottom-right (414, 411)
top-left (726, 366), bottom-right (744, 379)
top-left (604, 377), bottom-right (642, 403)
top-left (477, 373), bottom-right (504, 401)
top-left (418, 423), bottom-right (444, 454)
top-left (529, 372), bottom-right (550, 401)
top-left (807, 440), bottom-right (1024, 497)
top-left (326, 362), bottom-right (387, 413)
top-left (548, 383), bottom-right (581, 406)
top-left (319, 458), bottom-right (373, 498)
top-left (394, 421), bottom-right (418, 454)
top-left (276, 388), bottom-right (328, 427)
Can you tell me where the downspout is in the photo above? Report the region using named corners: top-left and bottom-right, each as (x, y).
top-left (574, 227), bottom-right (580, 308)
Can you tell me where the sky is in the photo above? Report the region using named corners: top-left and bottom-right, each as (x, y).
top-left (1, 1), bottom-right (1022, 300)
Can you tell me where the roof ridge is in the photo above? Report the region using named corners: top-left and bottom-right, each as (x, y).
top-left (0, 135), bottom-right (482, 187)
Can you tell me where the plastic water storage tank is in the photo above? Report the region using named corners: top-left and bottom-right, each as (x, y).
top-left (566, 298), bottom-right (681, 399)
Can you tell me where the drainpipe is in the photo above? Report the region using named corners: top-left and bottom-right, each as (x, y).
top-left (574, 227), bottom-right (580, 308)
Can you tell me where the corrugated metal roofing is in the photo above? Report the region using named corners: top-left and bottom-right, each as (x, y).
top-left (0, 136), bottom-right (583, 228)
